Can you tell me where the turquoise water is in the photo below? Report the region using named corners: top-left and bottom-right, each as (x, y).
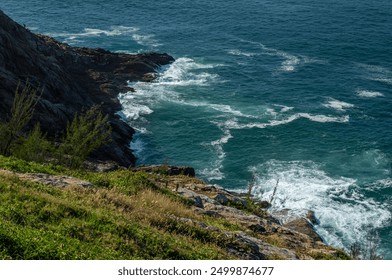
top-left (2, 0), bottom-right (391, 258)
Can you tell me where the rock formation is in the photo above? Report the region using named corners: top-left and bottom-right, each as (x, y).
top-left (0, 10), bottom-right (174, 166)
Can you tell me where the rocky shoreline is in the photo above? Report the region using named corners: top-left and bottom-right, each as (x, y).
top-left (0, 10), bottom-right (351, 259)
top-left (0, 9), bottom-right (173, 166)
top-left (129, 165), bottom-right (342, 259)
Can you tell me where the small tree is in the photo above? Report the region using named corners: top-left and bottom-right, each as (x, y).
top-left (58, 106), bottom-right (111, 168)
top-left (11, 123), bottom-right (54, 163)
top-left (0, 82), bottom-right (40, 156)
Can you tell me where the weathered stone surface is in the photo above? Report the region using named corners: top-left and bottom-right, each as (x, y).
top-left (284, 218), bottom-right (323, 243)
top-left (214, 193), bottom-right (229, 205)
top-left (0, 10), bottom-right (174, 167)
top-left (132, 165), bottom-right (195, 177)
top-left (0, 169), bottom-right (93, 188)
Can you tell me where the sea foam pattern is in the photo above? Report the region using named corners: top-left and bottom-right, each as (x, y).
top-left (251, 160), bottom-right (391, 250)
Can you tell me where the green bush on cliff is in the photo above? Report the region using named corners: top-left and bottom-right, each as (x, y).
top-left (57, 106), bottom-right (112, 168)
top-left (11, 124), bottom-right (55, 163)
top-left (0, 83), bottom-right (112, 168)
top-left (0, 82), bottom-right (40, 156)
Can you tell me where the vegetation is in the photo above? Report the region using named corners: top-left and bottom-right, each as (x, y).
top-left (0, 83), bottom-right (111, 168)
top-left (58, 106), bottom-right (111, 168)
top-left (0, 83), bottom-right (355, 260)
top-left (0, 82), bottom-right (40, 156)
top-left (0, 157), bottom-right (234, 260)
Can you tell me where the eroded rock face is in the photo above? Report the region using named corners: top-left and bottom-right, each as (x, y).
top-left (0, 10), bottom-right (174, 166)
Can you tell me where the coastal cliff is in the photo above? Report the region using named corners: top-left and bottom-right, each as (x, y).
top-left (0, 9), bottom-right (173, 166)
top-left (0, 10), bottom-right (351, 260)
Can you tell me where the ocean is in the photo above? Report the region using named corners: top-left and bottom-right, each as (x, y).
top-left (1, 0), bottom-right (391, 259)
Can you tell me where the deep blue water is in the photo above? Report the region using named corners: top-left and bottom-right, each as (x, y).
top-left (1, 0), bottom-right (391, 258)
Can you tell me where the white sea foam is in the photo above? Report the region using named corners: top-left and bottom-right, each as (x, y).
top-left (47, 26), bottom-right (139, 38)
top-left (259, 44), bottom-right (300, 72)
top-left (273, 104), bottom-right (294, 113)
top-left (200, 122), bottom-right (234, 181)
top-left (228, 49), bottom-right (256, 57)
top-left (200, 166), bottom-right (225, 181)
top-left (156, 57), bottom-right (219, 86)
top-left (46, 26), bottom-right (162, 48)
top-left (221, 113), bottom-right (349, 130)
top-left (118, 57), bottom-right (220, 129)
top-left (356, 90), bottom-right (384, 98)
top-left (357, 63), bottom-right (392, 85)
top-left (251, 160), bottom-right (391, 250)
top-left (323, 98), bottom-right (355, 111)
top-left (132, 33), bottom-right (162, 47)
top-left (373, 78), bottom-right (392, 85)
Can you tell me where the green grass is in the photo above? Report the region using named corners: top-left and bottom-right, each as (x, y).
top-left (0, 156), bottom-right (352, 260)
top-left (0, 157), bottom-right (232, 260)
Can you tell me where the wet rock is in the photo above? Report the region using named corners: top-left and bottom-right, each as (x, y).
top-left (306, 210), bottom-right (319, 225)
top-left (284, 218), bottom-right (323, 242)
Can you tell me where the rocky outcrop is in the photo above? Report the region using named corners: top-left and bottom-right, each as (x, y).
top-left (147, 170), bottom-right (349, 260)
top-left (0, 169), bottom-right (93, 188)
top-left (0, 10), bottom-right (174, 166)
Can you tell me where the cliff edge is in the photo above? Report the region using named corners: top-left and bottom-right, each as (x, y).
top-left (0, 10), bottom-right (174, 166)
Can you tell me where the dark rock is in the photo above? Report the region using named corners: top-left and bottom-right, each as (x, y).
top-left (0, 10), bottom-right (174, 166)
top-left (255, 200), bottom-right (272, 209)
top-left (214, 193), bottom-right (229, 205)
top-left (132, 165), bottom-right (195, 177)
top-left (249, 224), bottom-right (267, 233)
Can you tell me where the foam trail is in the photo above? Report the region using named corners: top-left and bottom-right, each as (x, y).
top-left (357, 63), bottom-right (392, 85)
top-left (323, 98), bottom-right (355, 111)
top-left (132, 33), bottom-right (162, 47)
top-left (200, 121), bottom-right (234, 181)
top-left (221, 113), bottom-right (349, 130)
top-left (251, 160), bottom-right (391, 250)
top-left (259, 43), bottom-right (300, 72)
top-left (356, 90), bottom-right (384, 98)
top-left (46, 26), bottom-right (161, 48)
top-left (228, 49), bottom-right (256, 57)
top-left (46, 26), bottom-right (139, 38)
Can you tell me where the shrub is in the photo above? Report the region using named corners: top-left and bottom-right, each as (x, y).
top-left (10, 124), bottom-right (55, 163)
top-left (0, 82), bottom-right (40, 156)
top-left (58, 106), bottom-right (111, 168)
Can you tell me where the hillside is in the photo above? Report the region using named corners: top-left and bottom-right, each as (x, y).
top-left (0, 156), bottom-right (350, 260)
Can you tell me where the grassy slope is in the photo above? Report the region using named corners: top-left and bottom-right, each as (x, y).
top-left (0, 156), bottom-right (235, 259)
top-left (0, 156), bottom-right (351, 260)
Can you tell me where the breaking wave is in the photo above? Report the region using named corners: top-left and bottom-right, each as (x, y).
top-left (251, 160), bottom-right (391, 250)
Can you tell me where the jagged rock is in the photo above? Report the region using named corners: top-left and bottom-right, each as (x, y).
top-left (214, 193), bottom-right (229, 205)
top-left (0, 10), bottom-right (174, 166)
top-left (306, 210), bottom-right (319, 225)
top-left (176, 187), bottom-right (205, 208)
top-left (284, 218), bottom-right (323, 242)
top-left (132, 165), bottom-right (195, 177)
top-left (83, 160), bottom-right (123, 172)
top-left (249, 224), bottom-right (267, 233)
